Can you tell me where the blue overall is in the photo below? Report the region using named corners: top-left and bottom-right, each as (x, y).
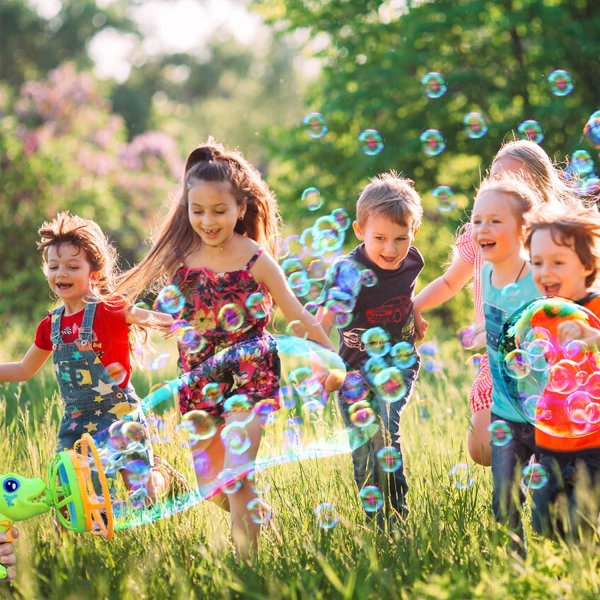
top-left (51, 301), bottom-right (152, 468)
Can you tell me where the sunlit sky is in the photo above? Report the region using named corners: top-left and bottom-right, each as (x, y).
top-left (28, 0), bottom-right (263, 82)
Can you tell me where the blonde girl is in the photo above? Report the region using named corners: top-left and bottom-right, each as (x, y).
top-left (414, 139), bottom-right (571, 466)
top-left (117, 139), bottom-right (334, 559)
top-left (472, 174), bottom-right (541, 536)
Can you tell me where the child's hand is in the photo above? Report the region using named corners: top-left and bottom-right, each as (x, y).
top-left (0, 527), bottom-right (18, 581)
top-left (558, 320), bottom-right (600, 348)
top-left (414, 310), bottom-right (429, 341)
top-left (471, 325), bottom-right (487, 350)
top-left (323, 369), bottom-right (345, 393)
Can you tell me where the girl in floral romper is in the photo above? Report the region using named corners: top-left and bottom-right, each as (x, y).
top-left (117, 139), bottom-right (334, 559)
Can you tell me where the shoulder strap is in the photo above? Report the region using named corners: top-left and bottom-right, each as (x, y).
top-left (245, 250), bottom-right (262, 270)
top-left (78, 301), bottom-right (97, 342)
top-left (50, 306), bottom-right (65, 344)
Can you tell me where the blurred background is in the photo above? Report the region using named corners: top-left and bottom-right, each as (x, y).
top-left (1, 0), bottom-right (599, 331)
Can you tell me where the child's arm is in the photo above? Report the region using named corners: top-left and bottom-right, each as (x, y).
top-left (315, 305), bottom-right (336, 337)
top-left (413, 254), bottom-right (474, 314)
top-left (253, 253), bottom-right (335, 351)
top-left (124, 306), bottom-right (173, 331)
top-left (0, 345), bottom-right (51, 382)
top-left (558, 320), bottom-right (600, 348)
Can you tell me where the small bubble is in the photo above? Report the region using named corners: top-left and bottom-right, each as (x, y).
top-left (359, 486), bottom-right (384, 512)
top-left (376, 446), bottom-right (402, 472)
top-left (314, 503), bottom-right (338, 529)
top-left (449, 463), bottom-right (474, 489)
top-left (518, 120), bottom-right (544, 144)
top-left (247, 498), bottom-right (272, 524)
top-left (358, 129), bottom-right (384, 155)
top-left (420, 129), bottom-right (446, 156)
top-left (522, 463), bottom-right (548, 489)
top-left (548, 69), bottom-right (573, 96)
top-left (432, 186), bottom-right (455, 212)
top-left (488, 420), bottom-right (513, 446)
top-left (303, 112), bottom-right (328, 138)
top-left (463, 112), bottom-right (488, 138)
top-left (421, 72), bottom-right (447, 98)
top-left (301, 187), bottom-right (323, 212)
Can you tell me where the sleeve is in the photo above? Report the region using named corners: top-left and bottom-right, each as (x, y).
top-left (34, 316), bottom-right (53, 350)
top-left (456, 223), bottom-right (477, 266)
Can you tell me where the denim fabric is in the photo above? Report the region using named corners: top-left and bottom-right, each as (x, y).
top-left (532, 452), bottom-right (600, 539)
top-left (490, 413), bottom-right (536, 530)
top-left (338, 367), bottom-right (417, 522)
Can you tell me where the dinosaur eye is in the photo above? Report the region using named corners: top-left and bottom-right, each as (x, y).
top-left (3, 478), bottom-right (19, 493)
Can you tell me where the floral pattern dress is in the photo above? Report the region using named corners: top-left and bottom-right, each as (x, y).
top-left (171, 250), bottom-right (280, 418)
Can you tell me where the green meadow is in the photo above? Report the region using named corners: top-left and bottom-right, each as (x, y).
top-left (1, 327), bottom-right (599, 600)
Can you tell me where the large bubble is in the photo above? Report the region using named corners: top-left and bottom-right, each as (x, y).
top-left (583, 110), bottom-right (600, 149)
top-left (498, 297), bottom-right (600, 438)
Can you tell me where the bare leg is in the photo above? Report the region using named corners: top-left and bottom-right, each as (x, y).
top-left (222, 411), bottom-right (264, 562)
top-left (468, 407), bottom-right (492, 466)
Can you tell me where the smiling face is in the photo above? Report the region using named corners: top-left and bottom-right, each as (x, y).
top-left (353, 214), bottom-right (416, 270)
top-left (187, 180), bottom-right (245, 248)
top-left (471, 191), bottom-right (523, 264)
top-left (529, 228), bottom-right (591, 300)
top-left (45, 243), bottom-right (96, 306)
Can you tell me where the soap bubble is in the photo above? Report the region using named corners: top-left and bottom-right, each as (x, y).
top-left (303, 112), bottom-right (327, 138)
top-left (583, 110), bottom-right (600, 149)
top-left (548, 70), bottom-right (573, 96)
top-left (301, 187), bottom-right (324, 212)
top-left (358, 129), bottom-right (384, 155)
top-left (420, 129), bottom-right (446, 156)
top-left (463, 112), bottom-right (488, 138)
top-left (421, 72), bottom-right (447, 98)
top-left (314, 503), bottom-right (338, 529)
top-left (432, 186), bottom-right (456, 212)
top-left (449, 463), bottom-right (474, 489)
top-left (154, 284), bottom-right (185, 314)
top-left (359, 486), bottom-right (384, 512)
top-left (518, 120), bottom-right (544, 144)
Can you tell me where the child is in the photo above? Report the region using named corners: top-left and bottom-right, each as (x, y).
top-left (525, 203), bottom-right (600, 539)
top-left (317, 172), bottom-right (424, 527)
top-left (116, 139), bottom-right (335, 560)
top-left (472, 174), bottom-right (542, 536)
top-left (414, 139), bottom-right (573, 466)
top-left (0, 213), bottom-right (179, 505)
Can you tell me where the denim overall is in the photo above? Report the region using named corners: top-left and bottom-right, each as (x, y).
top-left (51, 301), bottom-right (152, 468)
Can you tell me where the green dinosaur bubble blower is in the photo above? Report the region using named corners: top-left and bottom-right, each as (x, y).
top-left (0, 433), bottom-right (113, 579)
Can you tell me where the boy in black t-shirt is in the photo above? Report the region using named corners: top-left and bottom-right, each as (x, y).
top-left (318, 172), bottom-right (424, 526)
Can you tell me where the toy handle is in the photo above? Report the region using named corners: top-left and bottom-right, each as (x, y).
top-left (2, 527), bottom-right (15, 542)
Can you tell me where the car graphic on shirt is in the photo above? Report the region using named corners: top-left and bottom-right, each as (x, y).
top-left (366, 296), bottom-right (411, 324)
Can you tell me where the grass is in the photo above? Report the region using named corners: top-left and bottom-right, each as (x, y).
top-left (1, 328), bottom-right (599, 600)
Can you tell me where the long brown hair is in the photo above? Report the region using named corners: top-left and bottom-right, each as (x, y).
top-left (116, 138), bottom-right (281, 300)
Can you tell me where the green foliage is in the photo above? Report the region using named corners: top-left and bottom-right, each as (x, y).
top-left (252, 0), bottom-right (600, 327)
top-left (0, 63), bottom-right (182, 324)
top-left (1, 338), bottom-right (600, 599)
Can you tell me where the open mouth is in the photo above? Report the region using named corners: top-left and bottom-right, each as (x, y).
top-left (380, 256), bottom-right (397, 263)
top-left (56, 283), bottom-right (73, 289)
top-left (542, 283), bottom-right (560, 296)
top-left (479, 241), bottom-right (495, 250)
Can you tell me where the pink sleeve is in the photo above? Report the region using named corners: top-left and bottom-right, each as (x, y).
top-left (455, 223), bottom-right (476, 266)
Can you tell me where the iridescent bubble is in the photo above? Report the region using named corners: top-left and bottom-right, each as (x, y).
top-left (504, 350), bottom-right (532, 380)
top-left (421, 72), bottom-right (447, 99)
top-left (218, 303), bottom-right (245, 331)
top-left (390, 341), bottom-right (417, 369)
top-left (288, 270), bottom-right (311, 298)
top-left (303, 399), bottom-right (325, 424)
top-left (178, 410), bottom-right (217, 445)
top-left (463, 112), bottom-right (488, 139)
top-left (178, 325), bottom-right (206, 355)
top-left (253, 399), bottom-right (277, 426)
top-left (583, 110), bottom-right (600, 149)
top-left (547, 360), bottom-right (579, 394)
top-left (522, 463), bottom-right (548, 489)
top-left (363, 356), bottom-right (388, 383)
top-left (221, 422), bottom-right (251, 455)
top-left (313, 216), bottom-right (345, 253)
top-left (376, 446), bottom-right (402, 472)
top-left (373, 367), bottom-right (407, 402)
top-left (106, 362), bottom-right (127, 385)
top-left (331, 208), bottom-right (351, 231)
top-left (128, 485), bottom-right (149, 509)
top-left (418, 342), bottom-right (443, 372)
top-left (191, 448), bottom-right (214, 479)
top-left (348, 401), bottom-right (376, 428)
top-left (202, 382), bottom-right (224, 405)
top-left (121, 421), bottom-right (148, 453)
top-left (223, 393), bottom-right (252, 413)
top-left (247, 498), bottom-right (272, 525)
top-left (217, 469), bottom-right (242, 495)
top-left (420, 129), bottom-right (446, 156)
top-left (359, 486), bottom-right (384, 512)
top-left (280, 235), bottom-right (305, 260)
top-left (467, 353), bottom-right (483, 374)
top-left (314, 503), bottom-right (338, 529)
top-left (449, 463), bottom-right (474, 489)
top-left (334, 259), bottom-right (363, 292)
top-left (527, 338), bottom-right (555, 371)
top-left (143, 352), bottom-right (170, 371)
top-left (362, 327), bottom-right (391, 358)
top-left (154, 284), bottom-right (185, 314)
top-left (570, 150), bottom-right (595, 179)
top-left (307, 259), bottom-right (327, 280)
top-left (488, 420), bottom-right (513, 446)
top-left (432, 186), bottom-right (455, 212)
top-left (122, 459), bottom-right (151, 487)
top-left (303, 112), bottom-right (328, 139)
top-left (246, 469), bottom-right (271, 495)
top-left (361, 269), bottom-right (377, 287)
top-left (583, 177), bottom-right (600, 198)
top-left (457, 326), bottom-right (475, 348)
top-left (358, 129), bottom-right (384, 155)
top-left (548, 70), bottom-right (574, 96)
top-left (340, 371), bottom-right (369, 403)
top-left (564, 339), bottom-right (588, 364)
top-left (301, 187), bottom-right (324, 212)
top-left (281, 257), bottom-right (305, 277)
top-left (246, 292), bottom-right (269, 319)
top-left (518, 120), bottom-right (544, 144)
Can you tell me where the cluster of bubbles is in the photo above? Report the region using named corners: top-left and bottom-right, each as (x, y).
top-left (498, 297), bottom-right (600, 438)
